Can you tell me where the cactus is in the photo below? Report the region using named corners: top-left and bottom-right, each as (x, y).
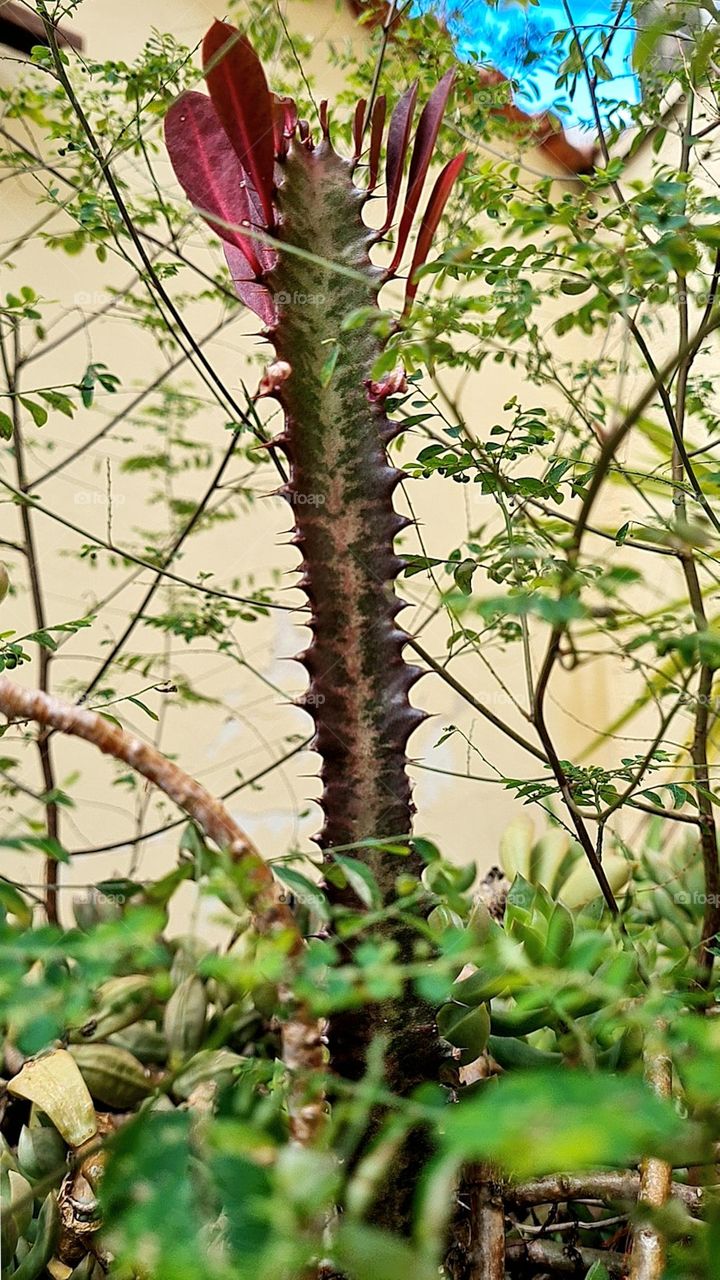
top-left (164, 22), bottom-right (465, 1227)
top-left (165, 23), bottom-right (463, 887)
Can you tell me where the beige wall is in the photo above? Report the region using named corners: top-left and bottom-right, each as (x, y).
top-left (0, 0), bottom-right (639, 927)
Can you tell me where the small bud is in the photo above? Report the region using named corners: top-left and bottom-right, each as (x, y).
top-left (258, 360), bottom-right (292, 397)
top-left (366, 366), bottom-right (408, 402)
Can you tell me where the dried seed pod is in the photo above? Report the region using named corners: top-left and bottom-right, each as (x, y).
top-left (69, 976), bottom-right (154, 1044)
top-left (48, 1261), bottom-right (73, 1280)
top-left (107, 1021), bottom-right (167, 1064)
top-left (67, 1045), bottom-right (153, 1109)
top-left (163, 976), bottom-right (207, 1064)
top-left (172, 1049), bottom-right (245, 1101)
top-left (8, 1051), bottom-right (97, 1150)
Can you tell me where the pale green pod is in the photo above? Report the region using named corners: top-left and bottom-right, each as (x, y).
top-left (68, 1044), bottom-right (152, 1108)
top-left (69, 975), bottom-right (154, 1044)
top-left (172, 1049), bottom-right (245, 1101)
top-left (9, 1169), bottom-right (34, 1235)
top-left (163, 977), bottom-right (208, 1063)
top-left (530, 828), bottom-right (569, 891)
top-left (107, 1021), bottom-right (167, 1064)
top-left (560, 852), bottom-right (631, 909)
top-left (8, 1051), bottom-right (97, 1149)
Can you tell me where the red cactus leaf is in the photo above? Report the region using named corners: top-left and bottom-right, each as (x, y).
top-left (353, 98), bottom-right (366, 159)
top-left (368, 95), bottom-right (386, 191)
top-left (320, 100), bottom-right (330, 138)
top-left (382, 81), bottom-right (418, 233)
top-left (272, 94), bottom-right (298, 157)
top-left (224, 244), bottom-right (278, 328)
top-left (388, 69), bottom-right (455, 274)
top-left (403, 150), bottom-right (466, 313)
top-left (202, 20), bottom-right (275, 227)
top-left (164, 90), bottom-right (265, 276)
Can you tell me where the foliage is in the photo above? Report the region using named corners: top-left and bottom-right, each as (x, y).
top-left (3, 0), bottom-right (720, 1277)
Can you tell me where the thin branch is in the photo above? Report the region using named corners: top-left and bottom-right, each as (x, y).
top-left (0, 472), bottom-right (295, 611)
top-left (506, 1239), bottom-right (625, 1276)
top-left (80, 425), bottom-right (241, 701)
top-left (405, 636), bottom-right (548, 764)
top-left (0, 322), bottom-right (60, 922)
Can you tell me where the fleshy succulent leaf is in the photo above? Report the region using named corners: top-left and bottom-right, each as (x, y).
top-left (224, 244), bottom-right (278, 327)
top-left (202, 20), bottom-right (275, 227)
top-left (404, 151), bottom-right (467, 311)
top-left (319, 100), bottom-right (330, 137)
top-left (388, 69), bottom-right (455, 274)
top-left (272, 94), bottom-right (298, 158)
top-left (382, 81), bottom-right (418, 233)
top-left (164, 91), bottom-right (265, 275)
top-left (368, 95), bottom-right (386, 191)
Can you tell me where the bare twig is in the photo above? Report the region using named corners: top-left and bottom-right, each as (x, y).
top-left (0, 323), bottom-right (60, 922)
top-left (507, 1172), bottom-right (704, 1217)
top-left (506, 1239), bottom-right (625, 1276)
top-left (468, 1165), bottom-right (505, 1280)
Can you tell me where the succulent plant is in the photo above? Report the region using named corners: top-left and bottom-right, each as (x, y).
top-left (0, 939), bottom-right (276, 1278)
top-left (498, 815), bottom-right (631, 908)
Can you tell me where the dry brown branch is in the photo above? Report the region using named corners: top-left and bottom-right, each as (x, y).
top-left (0, 677), bottom-right (324, 1145)
top-left (471, 1165), bottom-right (505, 1280)
top-left (507, 1171), bottom-right (704, 1217)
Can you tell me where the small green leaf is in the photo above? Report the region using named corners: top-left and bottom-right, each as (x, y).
top-left (0, 881), bottom-right (32, 927)
top-left (19, 397), bottom-right (48, 427)
top-left (0, 835), bottom-right (69, 863)
top-left (560, 278), bottom-right (591, 296)
top-left (320, 345), bottom-right (340, 388)
top-left (440, 1070), bottom-right (685, 1175)
top-left (127, 696), bottom-right (159, 721)
top-left (0, 411), bottom-right (13, 440)
top-left (332, 855), bottom-right (381, 909)
top-left (333, 1222), bottom-right (437, 1280)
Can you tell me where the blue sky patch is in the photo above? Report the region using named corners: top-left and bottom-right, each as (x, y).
top-left (410, 0), bottom-right (641, 131)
